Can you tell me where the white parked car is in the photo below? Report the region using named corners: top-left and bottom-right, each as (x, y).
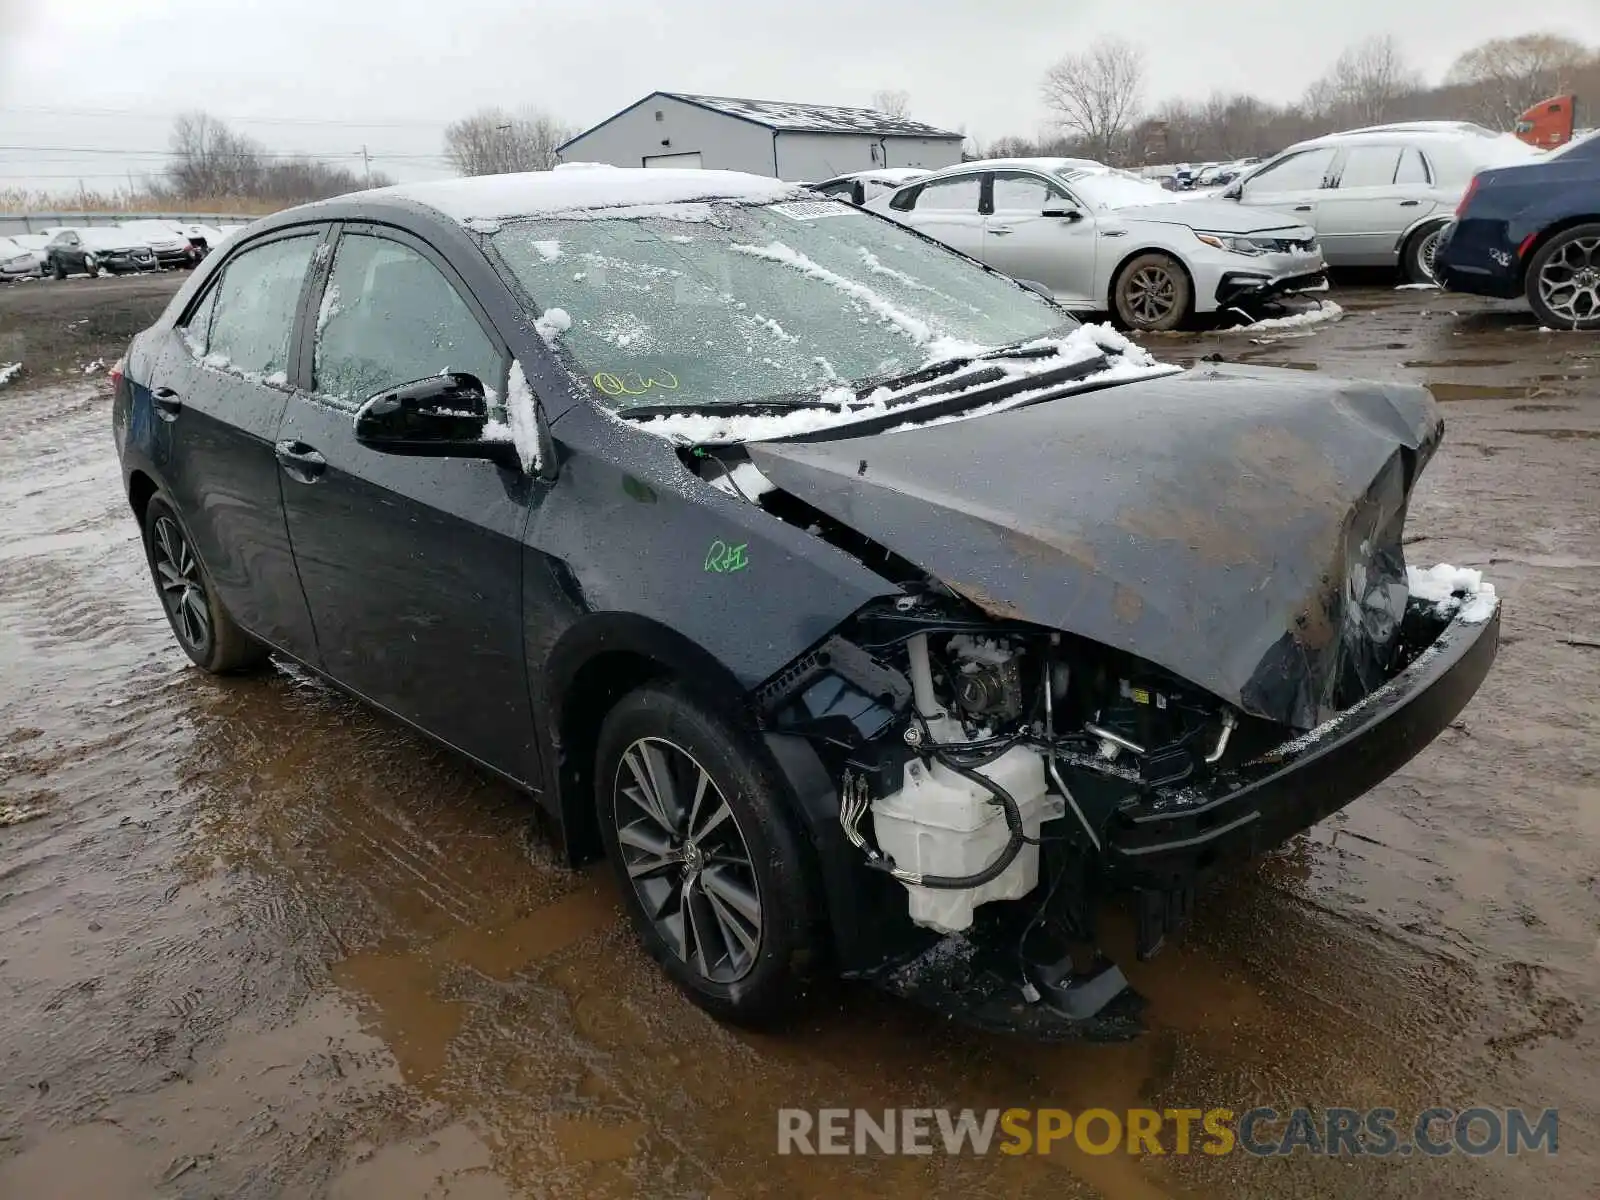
top-left (1223, 124), bottom-right (1543, 282)
top-left (11, 234), bottom-right (50, 274)
top-left (0, 236), bottom-right (42, 280)
top-left (115, 220), bottom-right (202, 269)
top-left (867, 158), bottom-right (1327, 331)
top-left (810, 168), bottom-right (932, 206)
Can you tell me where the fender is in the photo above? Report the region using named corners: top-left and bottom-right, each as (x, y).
top-left (1392, 212), bottom-right (1452, 256)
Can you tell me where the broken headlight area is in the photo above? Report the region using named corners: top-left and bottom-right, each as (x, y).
top-left (753, 575), bottom-right (1497, 1036)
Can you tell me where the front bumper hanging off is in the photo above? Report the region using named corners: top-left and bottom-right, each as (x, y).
top-left (863, 600), bottom-right (1500, 1041)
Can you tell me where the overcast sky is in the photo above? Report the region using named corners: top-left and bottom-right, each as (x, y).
top-left (0, 0), bottom-right (1593, 196)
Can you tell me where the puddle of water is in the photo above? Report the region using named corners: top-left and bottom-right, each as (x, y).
top-left (1510, 403), bottom-right (1576, 413)
top-left (1503, 427), bottom-right (1600, 441)
top-left (1404, 359), bottom-right (1515, 369)
top-left (1427, 382), bottom-right (1575, 403)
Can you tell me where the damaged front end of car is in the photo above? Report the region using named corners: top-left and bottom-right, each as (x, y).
top-left (686, 365), bottom-right (1501, 1039)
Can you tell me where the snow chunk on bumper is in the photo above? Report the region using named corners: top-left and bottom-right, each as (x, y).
top-left (1408, 563), bottom-right (1498, 624)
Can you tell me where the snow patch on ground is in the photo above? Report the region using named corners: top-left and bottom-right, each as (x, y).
top-left (1408, 562), bottom-right (1499, 624)
top-left (82, 358), bottom-right (105, 374)
top-left (534, 307), bottom-right (572, 344)
top-left (1395, 282), bottom-right (1440, 291)
top-left (1221, 300), bottom-right (1344, 335)
top-left (706, 460), bottom-right (776, 501)
top-left (0, 362), bottom-right (21, 387)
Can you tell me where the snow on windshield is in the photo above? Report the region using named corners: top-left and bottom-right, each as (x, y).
top-left (1062, 169), bottom-right (1172, 211)
top-left (490, 200), bottom-right (1084, 417)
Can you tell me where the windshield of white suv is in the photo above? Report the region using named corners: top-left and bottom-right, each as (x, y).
top-left (489, 199), bottom-right (1073, 411)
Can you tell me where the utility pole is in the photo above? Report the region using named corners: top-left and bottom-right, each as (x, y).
top-left (361, 145), bottom-right (371, 187)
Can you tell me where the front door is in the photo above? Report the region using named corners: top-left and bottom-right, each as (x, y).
top-left (896, 172), bottom-right (986, 259)
top-left (1236, 147), bottom-right (1339, 248)
top-left (983, 170), bottom-right (1098, 306)
top-left (148, 228), bottom-right (326, 659)
top-left (275, 224), bottom-right (540, 784)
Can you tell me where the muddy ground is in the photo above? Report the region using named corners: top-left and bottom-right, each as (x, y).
top-left (1, 273), bottom-right (1596, 1199)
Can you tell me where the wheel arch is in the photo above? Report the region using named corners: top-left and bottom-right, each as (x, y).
top-left (539, 612), bottom-right (760, 866)
top-left (1106, 245), bottom-right (1196, 324)
top-left (127, 468), bottom-right (160, 528)
top-left (1516, 215), bottom-right (1600, 288)
top-left (1396, 214), bottom-right (1451, 259)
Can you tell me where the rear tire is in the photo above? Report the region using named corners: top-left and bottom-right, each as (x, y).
top-left (1524, 223), bottom-right (1600, 331)
top-left (1402, 222), bottom-right (1446, 285)
top-left (51, 258), bottom-right (65, 281)
top-left (1112, 252), bottom-right (1191, 331)
top-left (140, 495), bottom-right (269, 673)
top-left (595, 684), bottom-right (823, 1027)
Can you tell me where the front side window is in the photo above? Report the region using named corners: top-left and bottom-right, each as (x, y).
top-left (313, 234), bottom-right (503, 405)
top-left (1337, 145), bottom-right (1403, 188)
top-left (990, 173), bottom-right (1065, 212)
top-left (204, 234), bottom-right (321, 384)
top-left (489, 199), bottom-right (1072, 413)
top-left (1243, 148), bottom-right (1337, 194)
top-left (912, 175), bottom-right (982, 212)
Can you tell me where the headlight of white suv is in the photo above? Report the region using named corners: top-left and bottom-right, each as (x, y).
top-left (1193, 232), bottom-right (1268, 256)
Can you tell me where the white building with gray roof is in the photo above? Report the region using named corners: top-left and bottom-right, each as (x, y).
top-left (556, 91), bottom-right (965, 182)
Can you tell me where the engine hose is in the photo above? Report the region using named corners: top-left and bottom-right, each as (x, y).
top-left (868, 747), bottom-right (1029, 891)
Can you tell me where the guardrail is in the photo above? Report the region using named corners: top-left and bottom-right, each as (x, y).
top-left (0, 212), bottom-right (262, 236)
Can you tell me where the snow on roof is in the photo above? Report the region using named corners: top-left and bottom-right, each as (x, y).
top-left (665, 93), bottom-right (962, 139)
top-left (350, 168), bottom-right (803, 224)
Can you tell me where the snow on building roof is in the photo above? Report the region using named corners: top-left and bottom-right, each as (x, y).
top-left (663, 93), bottom-right (962, 139)
top-left (352, 168), bottom-right (802, 224)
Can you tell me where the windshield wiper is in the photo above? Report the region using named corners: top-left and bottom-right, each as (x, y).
top-left (850, 325), bottom-right (1101, 400)
top-left (615, 392), bottom-right (853, 420)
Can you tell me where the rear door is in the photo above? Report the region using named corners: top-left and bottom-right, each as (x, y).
top-left (275, 223), bottom-right (540, 783)
top-left (148, 227), bottom-right (326, 659)
top-left (982, 170), bottom-right (1097, 305)
top-left (890, 172), bottom-right (986, 258)
top-left (1235, 147), bottom-right (1339, 240)
top-left (1316, 143), bottom-right (1435, 264)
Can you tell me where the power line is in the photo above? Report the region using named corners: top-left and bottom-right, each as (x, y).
top-left (5, 104), bottom-right (448, 130)
top-left (0, 145), bottom-right (453, 161)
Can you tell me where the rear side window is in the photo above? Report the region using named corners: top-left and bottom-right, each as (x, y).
top-left (203, 234), bottom-right (321, 385)
top-left (1338, 145), bottom-right (1403, 188)
top-left (990, 172), bottom-right (1065, 212)
top-left (313, 233), bottom-right (503, 405)
top-left (1395, 147), bottom-right (1431, 184)
top-left (1243, 148), bottom-right (1337, 194)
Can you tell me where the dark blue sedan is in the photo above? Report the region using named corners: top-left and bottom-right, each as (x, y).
top-left (1435, 133), bottom-right (1600, 329)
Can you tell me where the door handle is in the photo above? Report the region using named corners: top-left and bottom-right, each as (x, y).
top-left (152, 387), bottom-right (182, 421)
top-left (1399, 199), bottom-right (1421, 207)
top-left (1293, 205), bottom-right (1313, 212)
top-left (989, 228), bottom-right (1013, 236)
top-left (274, 439), bottom-right (327, 483)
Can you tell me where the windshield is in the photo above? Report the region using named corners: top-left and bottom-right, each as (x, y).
top-left (1056, 168), bottom-right (1170, 211)
top-left (489, 199), bottom-right (1072, 411)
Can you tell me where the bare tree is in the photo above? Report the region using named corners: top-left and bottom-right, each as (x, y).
top-left (445, 107), bottom-right (576, 175)
top-left (871, 90), bottom-right (912, 120)
top-left (167, 111), bottom-right (266, 199)
top-left (1304, 35), bottom-right (1420, 127)
top-left (1041, 38), bottom-right (1146, 164)
top-left (1445, 33), bottom-right (1593, 127)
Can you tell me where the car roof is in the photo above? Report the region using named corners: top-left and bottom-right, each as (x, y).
top-left (320, 167), bottom-right (802, 225)
top-left (1282, 124), bottom-right (1503, 152)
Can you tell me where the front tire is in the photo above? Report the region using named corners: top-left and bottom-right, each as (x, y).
top-left (1525, 224), bottom-right (1600, 331)
top-left (1112, 252), bottom-right (1191, 331)
top-left (1402, 222), bottom-right (1446, 285)
top-left (140, 495), bottom-right (269, 673)
top-left (82, 254), bottom-right (99, 278)
top-left (51, 257), bottom-right (65, 281)
top-left (595, 685), bottom-right (822, 1026)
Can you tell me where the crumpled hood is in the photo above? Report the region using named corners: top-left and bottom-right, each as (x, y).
top-left (1114, 200), bottom-right (1308, 235)
top-left (749, 364), bottom-right (1443, 730)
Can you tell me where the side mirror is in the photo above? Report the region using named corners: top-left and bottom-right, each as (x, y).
top-left (1041, 207), bottom-right (1083, 221)
top-left (1222, 183), bottom-right (1243, 201)
top-left (354, 373), bottom-right (520, 469)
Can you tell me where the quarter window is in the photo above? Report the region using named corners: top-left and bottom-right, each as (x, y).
top-left (180, 282), bottom-right (219, 358)
top-left (912, 175), bottom-right (982, 212)
top-left (313, 234), bottom-right (503, 404)
top-left (1395, 147), bottom-right (1430, 184)
top-left (1338, 145), bottom-right (1403, 188)
top-left (203, 234), bottom-right (321, 385)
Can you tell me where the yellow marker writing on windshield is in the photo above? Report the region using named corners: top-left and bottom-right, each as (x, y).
top-left (593, 369), bottom-right (678, 397)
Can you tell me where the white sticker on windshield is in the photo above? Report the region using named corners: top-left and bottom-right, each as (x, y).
top-left (769, 200), bottom-right (856, 221)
